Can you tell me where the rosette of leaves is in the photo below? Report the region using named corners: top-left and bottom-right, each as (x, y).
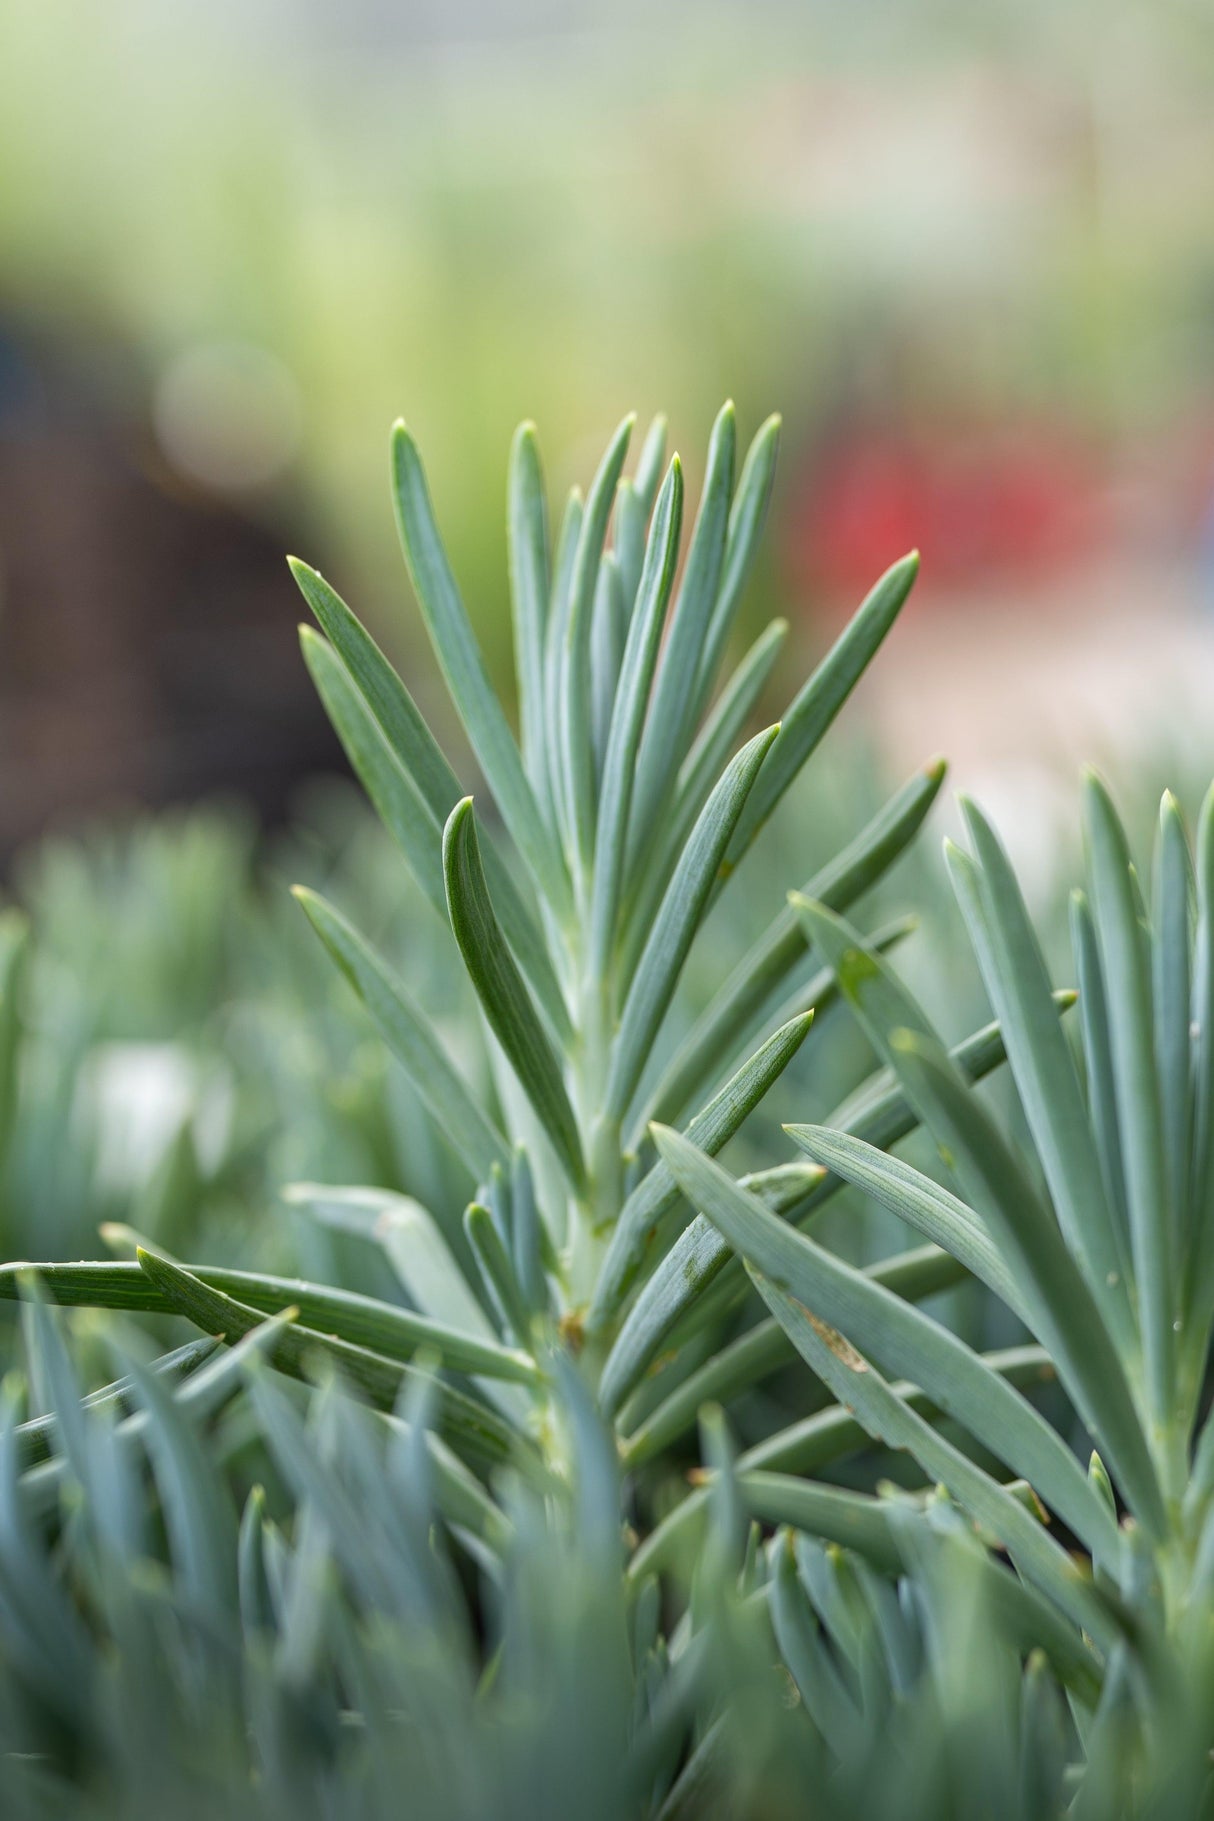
top-left (651, 776), bottom-right (1214, 1785)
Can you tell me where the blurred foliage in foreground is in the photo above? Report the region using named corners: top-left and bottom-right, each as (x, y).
top-left (3, 1312), bottom-right (1209, 1821)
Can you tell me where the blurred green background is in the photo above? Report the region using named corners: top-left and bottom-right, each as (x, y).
top-left (2, 0), bottom-right (1214, 1283)
top-left (5, 1), bottom-right (1214, 723)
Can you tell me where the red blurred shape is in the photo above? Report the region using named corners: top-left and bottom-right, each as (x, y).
top-left (787, 422), bottom-right (1106, 615)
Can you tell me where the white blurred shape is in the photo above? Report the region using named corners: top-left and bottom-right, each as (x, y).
top-left (76, 1041), bottom-right (234, 1192)
top-left (153, 340), bottom-right (302, 490)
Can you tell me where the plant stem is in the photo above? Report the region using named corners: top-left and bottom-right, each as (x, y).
top-left (566, 957), bottom-right (624, 1305)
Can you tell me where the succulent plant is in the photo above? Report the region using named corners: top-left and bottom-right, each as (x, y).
top-left (2, 405), bottom-right (1210, 1815)
top-left (651, 779), bottom-right (1214, 1802)
top-left (0, 406), bottom-right (948, 1488)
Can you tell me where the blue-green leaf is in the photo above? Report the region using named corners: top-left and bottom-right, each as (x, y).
top-left (1186, 782), bottom-right (1214, 1363)
top-left (748, 1272), bottom-right (1115, 1648)
top-left (886, 1030), bottom-right (1167, 1543)
top-left (118, 1341), bottom-right (238, 1612)
top-left (784, 1126), bottom-right (1025, 1320)
top-left (604, 724), bottom-right (778, 1122)
top-left (627, 403), bottom-right (735, 865)
top-left (542, 487), bottom-right (584, 841)
top-left (15, 1336), bottom-right (217, 1472)
top-left (464, 1201), bottom-right (532, 1346)
top-left (293, 885), bottom-right (508, 1184)
top-left (690, 413), bottom-right (781, 717)
top-left (507, 421), bottom-right (551, 795)
top-left (1, 1257), bottom-right (539, 1385)
top-left (612, 479), bottom-right (646, 618)
top-left (792, 897), bottom-right (1166, 1541)
top-left (644, 757), bottom-right (945, 1126)
top-left (948, 801), bottom-right (1134, 1353)
top-left (589, 552), bottom-right (627, 785)
top-left (1083, 769), bottom-right (1175, 1420)
top-left (292, 564), bottom-right (569, 1040)
top-left (301, 627), bottom-right (449, 923)
top-left (135, 1248), bottom-right (522, 1478)
top-left (589, 458), bottom-right (684, 973)
top-left (769, 1529), bottom-right (862, 1747)
top-left (590, 1009), bottom-right (813, 1325)
top-left (558, 413), bottom-right (635, 868)
top-left (633, 414), bottom-right (668, 514)
top-left (597, 1156), bottom-right (822, 1415)
top-left (1152, 793), bottom-right (1193, 1252)
top-left (618, 623), bottom-right (788, 976)
top-left (675, 618), bottom-right (788, 822)
top-left (290, 556), bottom-right (462, 817)
top-left (652, 1126), bottom-right (1117, 1560)
top-left (724, 550), bottom-right (919, 867)
top-left (1067, 888), bottom-right (1133, 1286)
top-left (391, 422), bottom-right (571, 916)
top-left (443, 798), bottom-right (585, 1192)
top-left (620, 1247), bottom-right (967, 1473)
